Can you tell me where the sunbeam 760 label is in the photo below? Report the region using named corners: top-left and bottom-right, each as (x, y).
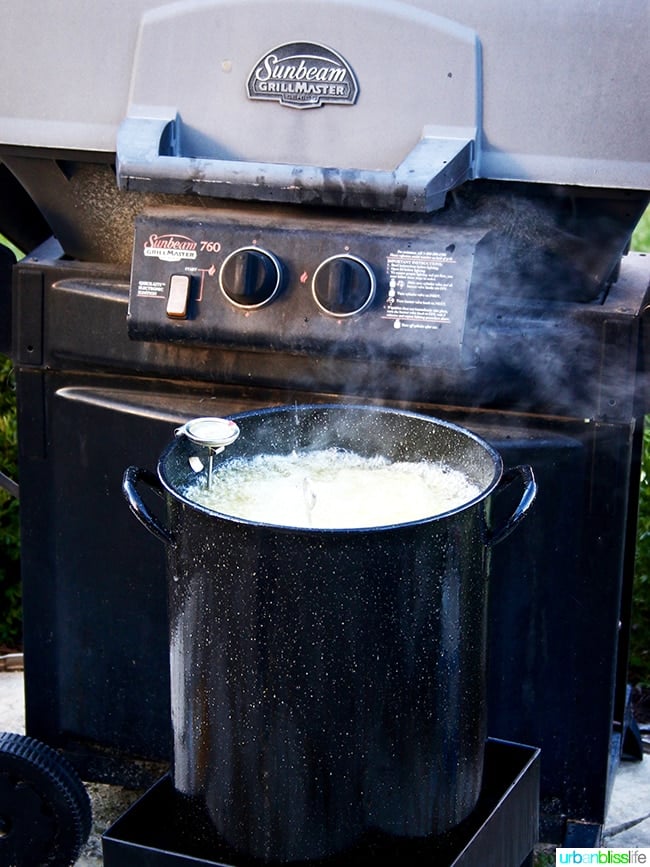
top-left (143, 233), bottom-right (198, 262)
top-left (142, 234), bottom-right (222, 262)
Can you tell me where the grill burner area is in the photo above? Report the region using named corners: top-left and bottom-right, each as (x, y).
top-left (103, 740), bottom-right (540, 867)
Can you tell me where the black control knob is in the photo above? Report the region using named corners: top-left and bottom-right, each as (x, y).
top-left (219, 246), bottom-right (282, 309)
top-left (312, 254), bottom-right (376, 317)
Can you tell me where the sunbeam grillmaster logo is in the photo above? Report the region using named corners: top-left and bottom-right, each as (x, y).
top-left (143, 233), bottom-right (197, 262)
top-left (247, 42), bottom-right (359, 109)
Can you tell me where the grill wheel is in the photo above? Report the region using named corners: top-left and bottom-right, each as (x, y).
top-left (0, 732), bottom-right (91, 866)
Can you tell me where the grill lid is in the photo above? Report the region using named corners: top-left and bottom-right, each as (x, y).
top-left (1, 0), bottom-right (648, 211)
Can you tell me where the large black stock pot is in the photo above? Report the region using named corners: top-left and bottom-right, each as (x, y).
top-left (123, 404), bottom-right (536, 863)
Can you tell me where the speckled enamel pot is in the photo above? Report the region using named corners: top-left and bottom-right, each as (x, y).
top-left (123, 404), bottom-right (536, 863)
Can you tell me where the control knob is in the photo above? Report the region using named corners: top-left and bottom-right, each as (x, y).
top-left (312, 254), bottom-right (376, 317)
top-left (219, 246), bottom-right (283, 308)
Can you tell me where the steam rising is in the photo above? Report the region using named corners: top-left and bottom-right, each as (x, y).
top-left (300, 184), bottom-right (648, 421)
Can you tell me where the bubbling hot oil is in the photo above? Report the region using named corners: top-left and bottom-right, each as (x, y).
top-left (182, 449), bottom-right (481, 529)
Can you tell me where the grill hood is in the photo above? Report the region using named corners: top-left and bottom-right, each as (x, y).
top-left (0, 0), bottom-right (648, 213)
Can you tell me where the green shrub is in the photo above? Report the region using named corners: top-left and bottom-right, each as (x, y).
top-left (631, 424), bottom-right (650, 684)
top-left (0, 353), bottom-right (21, 649)
top-left (631, 205), bottom-right (650, 253)
top-left (629, 207), bottom-right (650, 685)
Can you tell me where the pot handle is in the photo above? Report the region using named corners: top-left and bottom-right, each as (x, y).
top-left (122, 466), bottom-right (174, 546)
top-left (487, 465), bottom-right (537, 547)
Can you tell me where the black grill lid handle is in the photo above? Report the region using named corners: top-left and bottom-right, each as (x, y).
top-left (116, 112), bottom-right (475, 213)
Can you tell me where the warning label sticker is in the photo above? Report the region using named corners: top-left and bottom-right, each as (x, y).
top-left (383, 248), bottom-right (464, 330)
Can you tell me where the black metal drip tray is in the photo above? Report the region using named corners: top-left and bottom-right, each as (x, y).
top-left (103, 739), bottom-right (539, 867)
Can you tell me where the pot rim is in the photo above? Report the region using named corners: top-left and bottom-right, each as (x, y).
top-left (157, 403), bottom-right (504, 534)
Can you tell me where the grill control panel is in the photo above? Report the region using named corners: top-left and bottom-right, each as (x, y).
top-left (128, 207), bottom-right (482, 367)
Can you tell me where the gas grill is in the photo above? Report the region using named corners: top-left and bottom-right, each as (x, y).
top-left (1, 1), bottom-right (649, 864)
